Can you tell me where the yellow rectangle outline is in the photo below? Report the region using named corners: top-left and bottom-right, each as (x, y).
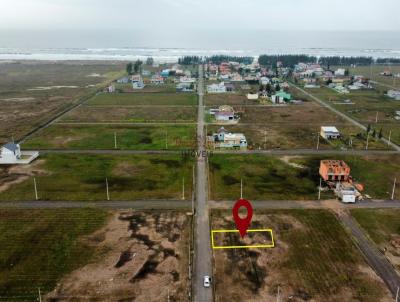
top-left (211, 229), bottom-right (275, 249)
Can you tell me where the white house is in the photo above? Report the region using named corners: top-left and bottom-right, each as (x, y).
top-left (335, 68), bottom-right (346, 77)
top-left (320, 126), bottom-right (340, 139)
top-left (0, 142), bottom-right (39, 164)
top-left (150, 75), bottom-right (164, 85)
top-left (387, 90), bottom-right (400, 100)
top-left (207, 82), bottom-right (227, 93)
top-left (132, 80), bottom-right (145, 89)
top-left (215, 111), bottom-right (235, 122)
top-left (179, 76), bottom-right (196, 84)
top-left (210, 127), bottom-right (247, 149)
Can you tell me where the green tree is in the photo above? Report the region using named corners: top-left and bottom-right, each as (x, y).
top-left (126, 62), bottom-right (133, 75)
top-left (146, 57), bottom-right (154, 66)
top-left (133, 60), bottom-right (143, 73)
top-left (378, 128), bottom-right (383, 139)
top-left (367, 124), bottom-right (371, 133)
top-left (275, 84), bottom-right (281, 91)
top-left (372, 129), bottom-right (376, 137)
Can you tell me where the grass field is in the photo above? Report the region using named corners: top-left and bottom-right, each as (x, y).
top-left (291, 154), bottom-right (400, 199)
top-left (209, 154), bottom-right (400, 200)
top-left (114, 83), bottom-right (178, 93)
top-left (87, 92), bottom-right (197, 106)
top-left (0, 154), bottom-right (194, 201)
top-left (351, 209), bottom-right (400, 271)
top-left (346, 65), bottom-right (400, 89)
top-left (206, 123), bottom-right (387, 150)
top-left (209, 154), bottom-right (327, 200)
top-left (303, 86), bottom-right (400, 145)
top-left (23, 124), bottom-right (197, 150)
top-left (211, 209), bottom-right (391, 301)
top-left (0, 208), bottom-right (109, 301)
top-left (0, 61), bottom-right (125, 144)
top-left (61, 105), bottom-right (197, 123)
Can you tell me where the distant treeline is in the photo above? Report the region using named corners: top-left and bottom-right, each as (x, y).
top-left (318, 56), bottom-right (374, 66)
top-left (259, 54), bottom-right (400, 67)
top-left (258, 55), bottom-right (317, 67)
top-left (179, 54), bottom-right (400, 67)
top-left (178, 55), bottom-right (253, 65)
top-left (376, 57), bottom-right (400, 64)
top-left (206, 55), bottom-right (253, 65)
top-left (178, 56), bottom-right (202, 65)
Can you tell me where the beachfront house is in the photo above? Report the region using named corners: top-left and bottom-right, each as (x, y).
top-left (320, 126), bottom-right (340, 139)
top-left (271, 91), bottom-right (292, 104)
top-left (209, 127), bottom-right (247, 149)
top-left (0, 142), bottom-right (39, 165)
top-left (207, 82), bottom-right (227, 93)
top-left (150, 75), bottom-right (164, 85)
top-left (387, 90), bottom-right (400, 100)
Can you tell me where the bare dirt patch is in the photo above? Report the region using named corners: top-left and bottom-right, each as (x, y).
top-left (46, 211), bottom-right (190, 302)
top-left (112, 162), bottom-right (143, 178)
top-left (0, 159), bottom-right (48, 193)
top-left (212, 210), bottom-right (392, 302)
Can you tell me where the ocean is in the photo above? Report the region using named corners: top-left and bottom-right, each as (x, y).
top-left (0, 29), bottom-right (399, 62)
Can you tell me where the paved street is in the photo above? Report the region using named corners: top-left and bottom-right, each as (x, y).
top-left (193, 64), bottom-right (213, 302)
top-left (338, 211), bottom-right (400, 296)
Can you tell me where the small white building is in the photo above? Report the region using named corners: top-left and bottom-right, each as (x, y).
top-left (247, 93), bottom-right (259, 100)
top-left (335, 68), bottom-right (346, 77)
top-left (210, 127), bottom-right (247, 149)
top-left (0, 142), bottom-right (39, 165)
top-left (320, 126), bottom-right (340, 139)
top-left (207, 82), bottom-right (227, 93)
top-left (387, 90), bottom-right (400, 100)
top-left (179, 76), bottom-right (196, 84)
top-left (132, 80), bottom-right (145, 89)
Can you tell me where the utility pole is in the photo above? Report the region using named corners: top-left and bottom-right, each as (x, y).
top-left (167, 289), bottom-right (170, 302)
top-left (392, 178), bottom-right (397, 200)
top-left (389, 130), bottom-right (392, 145)
top-left (365, 132), bottom-right (370, 150)
top-left (192, 165), bottom-right (195, 214)
top-left (395, 286), bottom-right (399, 302)
top-left (165, 131), bottom-right (168, 150)
top-left (318, 178), bottom-right (322, 200)
top-left (33, 177), bottom-right (38, 201)
top-left (276, 286), bottom-right (281, 302)
top-left (114, 132), bottom-right (117, 149)
top-left (375, 111), bottom-right (378, 124)
top-left (240, 178), bottom-right (243, 199)
top-left (316, 133), bottom-right (320, 150)
top-left (106, 178), bottom-right (110, 201)
top-left (264, 129), bottom-right (267, 149)
top-left (38, 288), bottom-right (42, 302)
top-left (182, 177), bottom-right (185, 200)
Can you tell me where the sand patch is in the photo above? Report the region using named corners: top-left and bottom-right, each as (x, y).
top-left (0, 159), bottom-right (48, 193)
top-left (46, 211), bottom-right (190, 302)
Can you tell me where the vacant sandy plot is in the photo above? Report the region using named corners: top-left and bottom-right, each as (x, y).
top-left (47, 211), bottom-right (191, 302)
top-left (211, 210), bottom-right (392, 302)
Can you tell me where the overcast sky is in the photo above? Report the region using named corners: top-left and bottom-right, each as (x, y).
top-left (1, 0), bottom-right (400, 31)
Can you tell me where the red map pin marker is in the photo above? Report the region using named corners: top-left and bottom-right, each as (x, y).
top-left (232, 198), bottom-right (253, 238)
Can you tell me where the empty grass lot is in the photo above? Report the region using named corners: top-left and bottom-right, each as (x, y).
top-left (291, 155), bottom-right (400, 199)
top-left (303, 86), bottom-right (400, 145)
top-left (351, 209), bottom-right (400, 272)
top-left (87, 92), bottom-right (197, 106)
top-left (209, 154), bottom-right (400, 201)
top-left (0, 209), bottom-right (109, 301)
top-left (211, 209), bottom-right (390, 301)
top-left (0, 154), bottom-right (194, 201)
top-left (23, 124), bottom-right (196, 150)
top-left (61, 105), bottom-right (197, 123)
top-left (209, 154), bottom-right (326, 201)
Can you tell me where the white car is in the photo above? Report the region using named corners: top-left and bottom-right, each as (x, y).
top-left (203, 275), bottom-right (211, 288)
